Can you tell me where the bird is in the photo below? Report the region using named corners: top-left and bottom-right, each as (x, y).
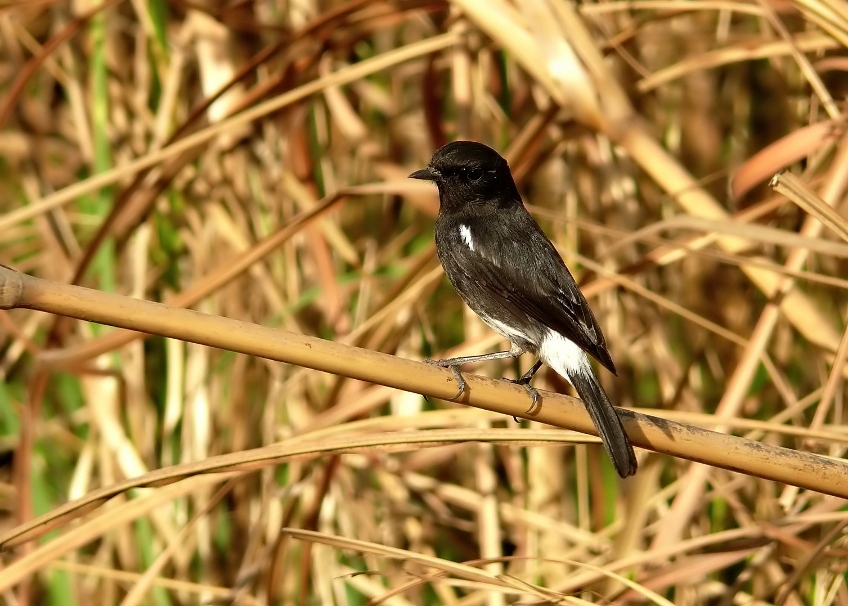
top-left (409, 140), bottom-right (637, 478)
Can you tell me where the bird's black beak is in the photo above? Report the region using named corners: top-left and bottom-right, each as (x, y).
top-left (408, 167), bottom-right (439, 181)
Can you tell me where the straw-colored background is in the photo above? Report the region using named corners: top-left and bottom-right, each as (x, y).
top-left (0, 0), bottom-right (847, 604)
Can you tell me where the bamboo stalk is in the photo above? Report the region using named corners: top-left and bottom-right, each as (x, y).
top-left (0, 266), bottom-right (846, 501)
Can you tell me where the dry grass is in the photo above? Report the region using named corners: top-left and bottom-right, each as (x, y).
top-left (0, 0), bottom-right (847, 604)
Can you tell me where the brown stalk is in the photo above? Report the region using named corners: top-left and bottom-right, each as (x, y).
top-left (0, 266), bottom-right (847, 505)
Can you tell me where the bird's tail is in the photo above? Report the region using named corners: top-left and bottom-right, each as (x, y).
top-left (566, 369), bottom-right (638, 478)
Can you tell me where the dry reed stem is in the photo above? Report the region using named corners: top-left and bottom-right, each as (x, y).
top-left (0, 267), bottom-right (846, 515)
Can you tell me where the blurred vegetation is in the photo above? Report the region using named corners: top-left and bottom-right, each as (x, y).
top-left (1, 0), bottom-right (847, 604)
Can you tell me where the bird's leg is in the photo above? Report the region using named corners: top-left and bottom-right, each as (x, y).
top-left (425, 349), bottom-right (522, 401)
top-left (514, 359), bottom-right (543, 385)
top-left (504, 359), bottom-right (544, 414)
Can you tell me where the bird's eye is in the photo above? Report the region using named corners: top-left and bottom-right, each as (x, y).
top-left (466, 167), bottom-right (483, 182)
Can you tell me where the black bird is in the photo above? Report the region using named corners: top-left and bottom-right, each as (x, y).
top-left (409, 141), bottom-right (637, 478)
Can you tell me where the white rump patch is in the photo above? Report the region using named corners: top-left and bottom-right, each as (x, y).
top-left (459, 224), bottom-right (475, 251)
top-left (538, 330), bottom-right (590, 384)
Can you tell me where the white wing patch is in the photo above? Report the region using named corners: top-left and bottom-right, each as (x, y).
top-left (459, 224), bottom-right (475, 252)
top-left (538, 330), bottom-right (591, 385)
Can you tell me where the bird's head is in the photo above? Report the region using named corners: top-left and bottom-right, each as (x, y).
top-left (409, 141), bottom-right (520, 210)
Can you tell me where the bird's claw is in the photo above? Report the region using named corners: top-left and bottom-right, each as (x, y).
top-left (504, 377), bottom-right (540, 415)
top-left (424, 358), bottom-right (467, 401)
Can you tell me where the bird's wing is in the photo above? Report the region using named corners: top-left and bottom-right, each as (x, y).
top-left (441, 209), bottom-right (616, 375)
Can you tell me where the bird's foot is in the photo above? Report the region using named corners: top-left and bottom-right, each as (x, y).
top-left (504, 376), bottom-right (540, 414)
top-left (424, 358), bottom-right (467, 401)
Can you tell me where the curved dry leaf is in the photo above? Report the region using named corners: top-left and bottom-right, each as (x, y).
top-left (732, 121), bottom-right (844, 200)
top-left (815, 56), bottom-right (848, 72)
top-left (0, 428), bottom-right (595, 551)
